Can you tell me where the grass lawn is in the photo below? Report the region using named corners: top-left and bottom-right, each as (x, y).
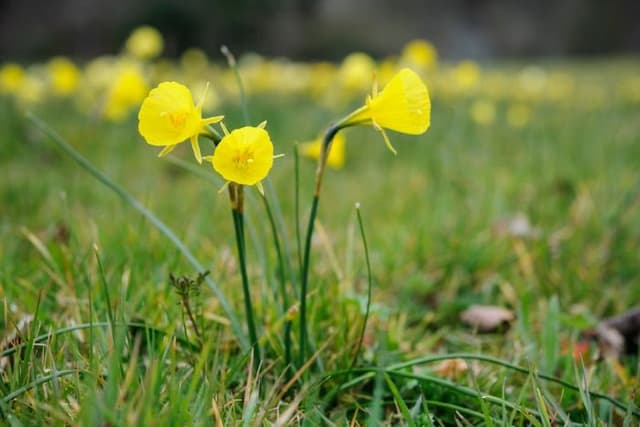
top-left (1, 58), bottom-right (640, 425)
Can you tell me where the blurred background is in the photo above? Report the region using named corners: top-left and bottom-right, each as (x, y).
top-left (2, 0), bottom-right (640, 61)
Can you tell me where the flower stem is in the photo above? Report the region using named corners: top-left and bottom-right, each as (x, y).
top-left (261, 194), bottom-right (292, 370)
top-left (229, 184), bottom-right (260, 364)
top-left (298, 124), bottom-right (340, 367)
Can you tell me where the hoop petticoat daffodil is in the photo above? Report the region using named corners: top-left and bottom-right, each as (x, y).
top-left (297, 68), bottom-right (431, 366)
top-left (204, 122), bottom-right (281, 192)
top-left (138, 81), bottom-right (223, 163)
top-left (341, 67), bottom-right (431, 154)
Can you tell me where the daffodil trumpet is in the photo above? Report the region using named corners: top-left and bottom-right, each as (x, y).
top-left (340, 67), bottom-right (431, 154)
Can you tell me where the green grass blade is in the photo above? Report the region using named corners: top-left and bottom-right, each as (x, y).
top-left (384, 372), bottom-right (416, 427)
top-left (2, 370), bottom-right (79, 403)
top-left (387, 352), bottom-right (640, 417)
top-left (94, 248), bottom-right (116, 344)
top-left (350, 203), bottom-right (373, 369)
top-left (221, 45), bottom-right (250, 125)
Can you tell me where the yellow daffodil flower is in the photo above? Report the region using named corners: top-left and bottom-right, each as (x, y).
top-left (401, 39), bottom-right (438, 71)
top-left (453, 61), bottom-right (480, 91)
top-left (16, 76), bottom-right (46, 106)
top-left (344, 68), bottom-right (431, 154)
top-left (207, 125), bottom-right (274, 186)
top-left (138, 81), bottom-right (223, 163)
top-left (47, 57), bottom-right (80, 96)
top-left (470, 99), bottom-right (496, 125)
top-left (0, 63), bottom-right (26, 95)
top-left (300, 133), bottom-right (346, 169)
top-left (338, 52), bottom-right (377, 94)
top-left (506, 103), bottom-right (532, 128)
top-left (125, 26), bottom-right (164, 60)
top-left (105, 63), bottom-right (148, 121)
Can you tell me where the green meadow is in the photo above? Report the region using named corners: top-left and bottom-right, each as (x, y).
top-left (1, 59), bottom-right (640, 425)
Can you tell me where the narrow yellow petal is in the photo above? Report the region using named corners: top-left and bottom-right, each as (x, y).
top-left (202, 115), bottom-right (224, 126)
top-left (196, 81), bottom-right (210, 110)
top-left (257, 120), bottom-right (267, 129)
top-left (191, 135), bottom-right (202, 163)
top-left (374, 121), bottom-right (397, 155)
top-left (220, 121), bottom-right (230, 136)
top-left (158, 144), bottom-right (177, 157)
top-left (217, 181), bottom-right (231, 194)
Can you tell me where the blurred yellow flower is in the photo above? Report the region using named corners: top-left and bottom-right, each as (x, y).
top-left (138, 81), bottom-right (223, 163)
top-left (308, 62), bottom-right (337, 101)
top-left (125, 26), bottom-right (164, 60)
top-left (345, 68), bottom-right (431, 153)
top-left (506, 103), bottom-right (532, 128)
top-left (517, 66), bottom-right (546, 99)
top-left (104, 63), bottom-right (148, 121)
top-left (47, 57), bottom-right (80, 96)
top-left (470, 99), bottom-right (496, 125)
top-left (208, 126), bottom-right (274, 186)
top-left (180, 48), bottom-right (209, 75)
top-left (0, 63), bottom-right (26, 94)
top-left (301, 132), bottom-right (346, 169)
top-left (338, 52), bottom-right (376, 93)
top-left (16, 76), bottom-right (46, 106)
top-left (401, 39), bottom-right (438, 71)
top-left (453, 61), bottom-right (480, 91)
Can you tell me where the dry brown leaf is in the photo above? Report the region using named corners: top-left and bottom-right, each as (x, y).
top-left (582, 306), bottom-right (640, 359)
top-left (460, 305), bottom-right (515, 332)
top-left (434, 358), bottom-right (468, 379)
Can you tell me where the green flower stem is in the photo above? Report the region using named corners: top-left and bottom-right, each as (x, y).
top-left (204, 125), bottom-right (222, 143)
top-left (229, 184), bottom-right (261, 365)
top-left (261, 194), bottom-right (292, 369)
top-left (298, 123), bottom-right (339, 367)
top-left (298, 109), bottom-right (366, 366)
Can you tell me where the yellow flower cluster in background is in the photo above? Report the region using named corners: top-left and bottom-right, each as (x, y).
top-left (1, 27), bottom-right (639, 134)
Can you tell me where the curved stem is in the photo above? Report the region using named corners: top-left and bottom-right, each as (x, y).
top-left (298, 124), bottom-right (340, 367)
top-left (204, 125), bottom-right (222, 143)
